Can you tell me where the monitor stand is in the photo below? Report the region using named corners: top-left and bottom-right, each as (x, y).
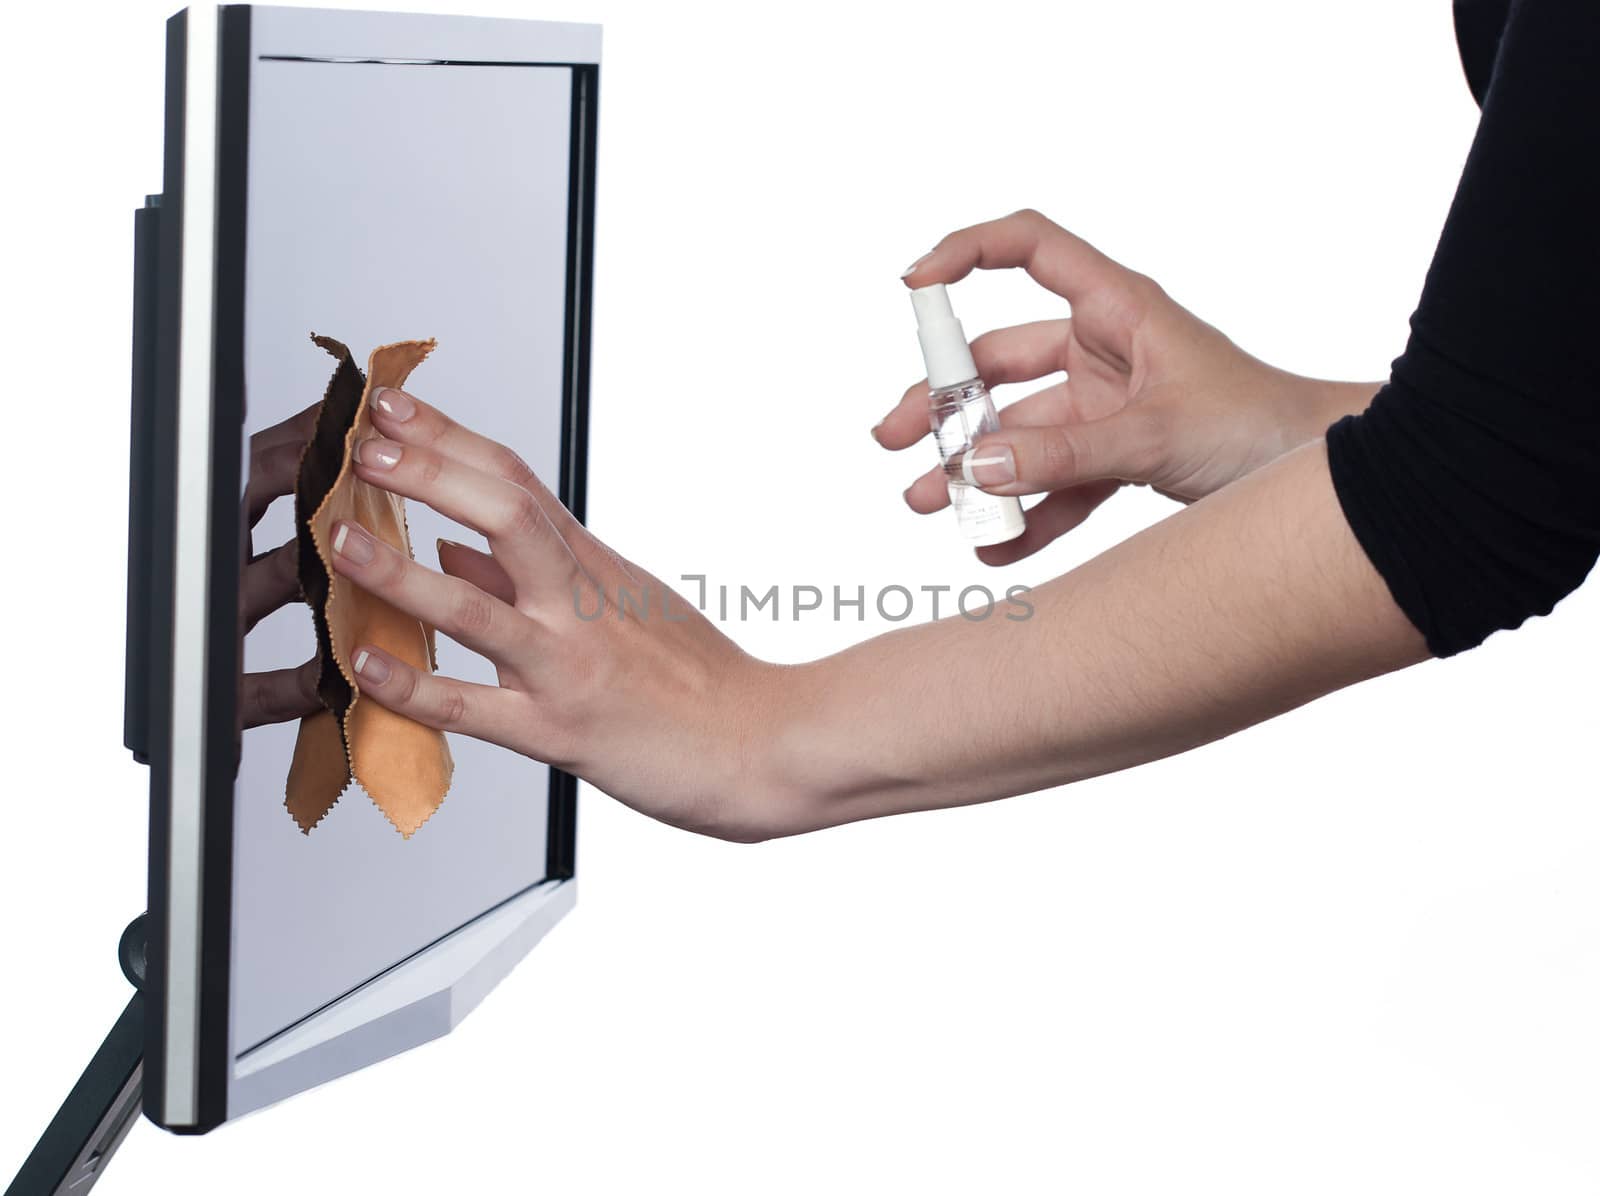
top-left (5, 917), bottom-right (148, 1196)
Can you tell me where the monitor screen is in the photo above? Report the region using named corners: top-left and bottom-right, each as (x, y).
top-left (135, 5), bottom-right (597, 1132)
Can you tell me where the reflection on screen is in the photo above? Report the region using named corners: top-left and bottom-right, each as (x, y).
top-left (231, 59), bottom-right (573, 1054)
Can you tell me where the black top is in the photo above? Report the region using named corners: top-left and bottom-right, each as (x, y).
top-left (1324, 0), bottom-right (1600, 656)
top-left (1453, 0), bottom-right (1511, 104)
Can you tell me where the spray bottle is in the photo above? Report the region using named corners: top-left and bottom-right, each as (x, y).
top-left (910, 284), bottom-right (1026, 546)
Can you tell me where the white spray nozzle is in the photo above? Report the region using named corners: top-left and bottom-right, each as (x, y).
top-left (910, 283), bottom-right (957, 327)
top-left (910, 283), bottom-right (979, 389)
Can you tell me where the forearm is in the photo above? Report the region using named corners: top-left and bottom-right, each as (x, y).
top-left (1297, 376), bottom-right (1382, 428)
top-left (326, 382), bottom-right (1419, 847)
top-left (758, 438), bottom-right (1426, 835)
top-left (1249, 357), bottom-right (1380, 462)
top-left (1304, 377), bottom-right (1382, 433)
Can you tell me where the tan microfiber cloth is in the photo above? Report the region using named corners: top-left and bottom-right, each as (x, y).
top-left (285, 334), bottom-right (454, 837)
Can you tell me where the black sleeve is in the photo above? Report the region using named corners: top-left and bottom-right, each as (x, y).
top-left (1324, 0), bottom-right (1600, 657)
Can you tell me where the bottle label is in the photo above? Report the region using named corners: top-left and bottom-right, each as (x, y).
top-left (949, 484), bottom-right (1025, 541)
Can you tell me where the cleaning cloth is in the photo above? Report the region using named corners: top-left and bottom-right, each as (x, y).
top-left (284, 334), bottom-right (454, 837)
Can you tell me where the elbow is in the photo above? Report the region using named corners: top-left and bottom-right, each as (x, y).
top-left (1325, 337), bottom-right (1600, 659)
top-left (1440, 536), bottom-right (1600, 655)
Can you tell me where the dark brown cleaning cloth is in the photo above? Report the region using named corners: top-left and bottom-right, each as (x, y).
top-left (285, 334), bottom-right (454, 837)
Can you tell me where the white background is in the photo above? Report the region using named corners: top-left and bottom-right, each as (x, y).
top-left (5, 1), bottom-right (1600, 1193)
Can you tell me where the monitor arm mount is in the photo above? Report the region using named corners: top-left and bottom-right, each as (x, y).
top-left (7, 196), bottom-right (165, 1196)
top-left (4, 916), bottom-right (149, 1196)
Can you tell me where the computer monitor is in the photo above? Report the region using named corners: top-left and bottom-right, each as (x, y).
top-left (126, 4), bottom-right (598, 1134)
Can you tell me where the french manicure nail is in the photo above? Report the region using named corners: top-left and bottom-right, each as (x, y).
top-left (374, 387), bottom-right (416, 421)
top-left (332, 521), bottom-right (375, 565)
top-left (352, 648), bottom-right (391, 683)
top-left (963, 447), bottom-right (1016, 488)
top-left (900, 253), bottom-right (931, 279)
top-left (355, 437), bottom-right (402, 469)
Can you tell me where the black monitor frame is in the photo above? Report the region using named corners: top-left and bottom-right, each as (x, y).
top-left (126, 4), bottom-right (597, 1134)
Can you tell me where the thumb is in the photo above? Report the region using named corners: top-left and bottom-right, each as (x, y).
top-left (963, 414), bottom-right (1158, 495)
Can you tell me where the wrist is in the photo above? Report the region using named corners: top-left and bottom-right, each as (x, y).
top-left (713, 656), bottom-right (826, 842)
top-left (725, 654), bottom-right (885, 841)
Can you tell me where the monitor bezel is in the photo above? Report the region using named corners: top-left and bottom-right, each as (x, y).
top-left (140, 3), bottom-right (598, 1133)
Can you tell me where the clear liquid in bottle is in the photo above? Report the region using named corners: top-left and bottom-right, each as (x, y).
top-left (929, 377), bottom-right (1026, 546)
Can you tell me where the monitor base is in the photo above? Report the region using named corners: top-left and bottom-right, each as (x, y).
top-left (231, 875), bottom-right (575, 1117)
top-left (5, 917), bottom-right (148, 1196)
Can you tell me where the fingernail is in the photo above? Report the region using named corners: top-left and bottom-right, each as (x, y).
top-left (963, 447), bottom-right (1016, 488)
top-left (900, 253), bottom-right (931, 279)
top-left (352, 647), bottom-right (391, 683)
top-left (374, 387), bottom-right (415, 421)
top-left (871, 420), bottom-right (885, 443)
top-left (332, 520), bottom-right (376, 565)
top-left (355, 437), bottom-right (402, 470)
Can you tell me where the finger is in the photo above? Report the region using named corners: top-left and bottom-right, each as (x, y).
top-left (898, 377), bottom-right (1079, 513)
top-left (972, 319), bottom-right (1074, 387)
top-left (900, 380), bottom-right (1082, 515)
top-left (367, 388), bottom-right (561, 517)
top-left (350, 644), bottom-right (529, 750)
top-left (245, 401), bottom-right (320, 527)
top-left (350, 437), bottom-right (584, 605)
top-left (903, 463), bottom-right (950, 514)
top-left (902, 406), bottom-right (1139, 514)
top-left (994, 379), bottom-right (1081, 429)
top-left (962, 410), bottom-right (1162, 497)
top-left (250, 399), bottom-right (320, 456)
top-left (330, 520), bottom-right (532, 657)
top-left (973, 481), bottom-right (1122, 567)
top-left (241, 657), bottom-right (320, 730)
top-left (242, 540), bottom-right (301, 630)
top-left (873, 319), bottom-right (1073, 451)
top-left (436, 538), bottom-right (515, 606)
top-left (246, 438), bottom-right (308, 528)
top-left (872, 378), bottom-right (932, 452)
top-left (900, 208), bottom-right (1128, 305)
top-left (369, 389), bottom-right (638, 589)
